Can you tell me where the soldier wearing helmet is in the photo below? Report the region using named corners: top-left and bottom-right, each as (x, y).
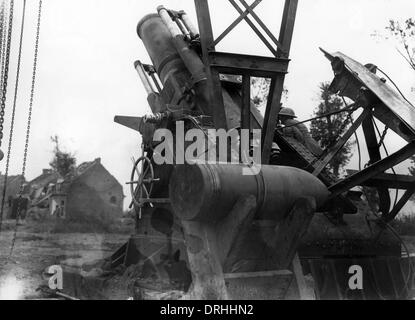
top-left (278, 107), bottom-right (323, 157)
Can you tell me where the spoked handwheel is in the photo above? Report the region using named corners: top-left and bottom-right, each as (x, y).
top-left (128, 156), bottom-right (156, 218)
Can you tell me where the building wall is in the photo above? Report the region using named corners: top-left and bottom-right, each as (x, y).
top-left (65, 162), bottom-right (124, 220)
top-left (78, 163), bottom-right (124, 212)
top-left (50, 195), bottom-right (67, 218)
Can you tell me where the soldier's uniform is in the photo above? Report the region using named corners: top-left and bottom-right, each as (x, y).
top-left (279, 108), bottom-right (324, 157)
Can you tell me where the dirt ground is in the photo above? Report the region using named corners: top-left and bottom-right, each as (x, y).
top-left (1, 219), bottom-right (415, 300)
top-left (0, 220), bottom-right (131, 300)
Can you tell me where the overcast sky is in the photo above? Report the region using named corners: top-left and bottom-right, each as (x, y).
top-left (1, 0), bottom-right (415, 210)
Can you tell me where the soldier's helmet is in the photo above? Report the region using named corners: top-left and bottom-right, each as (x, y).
top-left (279, 107), bottom-right (297, 118)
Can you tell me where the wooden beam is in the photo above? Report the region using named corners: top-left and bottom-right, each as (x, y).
top-left (347, 170), bottom-right (415, 190)
top-left (216, 195), bottom-right (257, 265)
top-left (278, 0), bottom-right (298, 57)
top-left (209, 51), bottom-right (289, 76)
top-left (194, 0), bottom-right (228, 130)
top-left (312, 108), bottom-right (370, 176)
top-left (362, 114), bottom-right (391, 214)
top-left (241, 76), bottom-right (251, 130)
top-left (270, 196), bottom-right (316, 269)
top-left (228, 0), bottom-right (279, 57)
top-left (238, 0), bottom-right (284, 49)
top-left (329, 141), bottom-right (415, 196)
top-left (182, 220), bottom-right (229, 300)
top-left (213, 0), bottom-right (262, 46)
top-left (261, 76), bottom-right (284, 164)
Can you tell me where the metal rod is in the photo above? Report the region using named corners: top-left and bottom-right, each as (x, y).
top-left (179, 10), bottom-right (199, 39)
top-left (157, 5), bottom-right (182, 38)
top-left (134, 60), bottom-right (154, 95)
top-left (159, 5), bottom-right (207, 84)
top-left (150, 73), bottom-right (162, 92)
top-left (175, 16), bottom-right (190, 38)
top-left (281, 104), bottom-right (358, 129)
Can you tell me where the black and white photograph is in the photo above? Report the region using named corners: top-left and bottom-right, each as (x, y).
top-left (0, 0), bottom-right (414, 306)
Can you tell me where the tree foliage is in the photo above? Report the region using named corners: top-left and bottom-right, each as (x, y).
top-left (49, 135), bottom-right (76, 177)
top-left (374, 18), bottom-right (415, 71)
top-left (309, 82), bottom-right (354, 178)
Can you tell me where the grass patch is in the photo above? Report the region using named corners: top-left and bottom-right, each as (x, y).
top-left (27, 212), bottom-right (133, 234)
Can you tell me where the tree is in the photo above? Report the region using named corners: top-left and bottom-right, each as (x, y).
top-left (373, 18), bottom-right (415, 71)
top-left (49, 135), bottom-right (76, 177)
top-left (251, 77), bottom-right (288, 109)
top-left (309, 82), bottom-right (354, 178)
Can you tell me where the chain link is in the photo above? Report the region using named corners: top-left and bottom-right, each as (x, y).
top-left (0, 0), bottom-right (26, 236)
top-left (0, 1), bottom-right (8, 97)
top-left (9, 0), bottom-right (43, 257)
top-left (0, 0), bottom-right (13, 145)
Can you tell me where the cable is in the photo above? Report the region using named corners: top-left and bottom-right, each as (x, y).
top-left (281, 103), bottom-right (358, 129)
top-left (341, 98), bottom-right (413, 299)
top-left (9, 0), bottom-right (43, 258)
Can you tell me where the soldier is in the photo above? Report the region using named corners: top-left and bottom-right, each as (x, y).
top-left (278, 107), bottom-right (324, 157)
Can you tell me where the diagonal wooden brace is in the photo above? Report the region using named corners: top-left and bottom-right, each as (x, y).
top-left (269, 196), bottom-right (316, 270)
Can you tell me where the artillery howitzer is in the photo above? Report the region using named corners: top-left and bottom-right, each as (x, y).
top-left (113, 0), bottom-right (414, 299)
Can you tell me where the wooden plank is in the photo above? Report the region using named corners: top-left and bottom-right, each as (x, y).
top-left (216, 196), bottom-right (257, 265)
top-left (241, 76), bottom-right (251, 130)
top-left (224, 270), bottom-right (292, 279)
top-left (292, 254), bottom-right (315, 300)
top-left (346, 170), bottom-right (415, 190)
top-left (312, 108), bottom-right (370, 176)
top-left (194, 0), bottom-right (228, 130)
top-left (362, 115), bottom-right (391, 214)
top-left (278, 0), bottom-right (298, 57)
top-left (261, 76), bottom-right (284, 164)
top-left (209, 51), bottom-right (289, 76)
top-left (328, 51), bottom-right (415, 138)
top-left (270, 196), bottom-right (316, 269)
top-left (329, 141), bottom-right (415, 196)
top-left (182, 220), bottom-right (229, 300)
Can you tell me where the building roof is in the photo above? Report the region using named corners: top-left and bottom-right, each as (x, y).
top-left (30, 157), bottom-right (124, 202)
top-left (28, 170), bottom-right (59, 189)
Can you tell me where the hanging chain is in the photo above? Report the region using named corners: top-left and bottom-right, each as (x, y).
top-left (0, 2), bottom-right (4, 76)
top-left (0, 0), bottom-right (25, 235)
top-left (9, 0), bottom-right (42, 257)
top-left (0, 1), bottom-right (7, 94)
top-left (0, 0), bottom-right (13, 146)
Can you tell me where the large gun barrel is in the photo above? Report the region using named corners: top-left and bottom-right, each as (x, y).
top-left (169, 163), bottom-right (329, 222)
